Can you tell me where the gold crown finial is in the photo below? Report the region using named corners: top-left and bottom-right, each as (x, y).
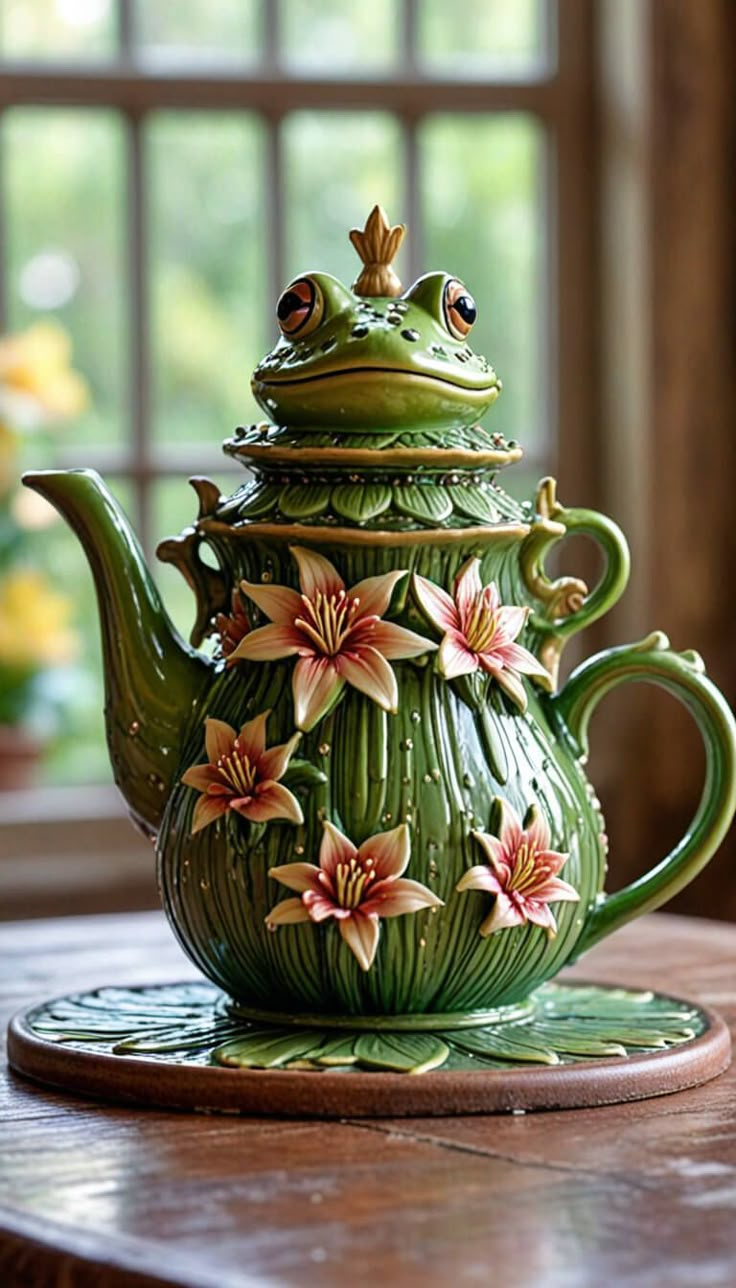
top-left (349, 205), bottom-right (406, 298)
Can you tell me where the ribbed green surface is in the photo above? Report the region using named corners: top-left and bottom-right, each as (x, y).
top-left (158, 530), bottom-right (603, 1016)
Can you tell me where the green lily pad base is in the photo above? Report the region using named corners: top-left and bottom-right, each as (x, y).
top-left (8, 980), bottom-right (730, 1118)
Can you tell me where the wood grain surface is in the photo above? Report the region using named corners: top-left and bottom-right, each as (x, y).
top-left (2, 911), bottom-right (736, 1286)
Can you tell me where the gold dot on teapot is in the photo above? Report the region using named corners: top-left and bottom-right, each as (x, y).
top-left (318, 742), bottom-right (331, 756)
top-left (261, 569), bottom-right (273, 582)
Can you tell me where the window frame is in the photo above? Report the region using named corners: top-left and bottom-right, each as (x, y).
top-left (0, 0), bottom-right (598, 843)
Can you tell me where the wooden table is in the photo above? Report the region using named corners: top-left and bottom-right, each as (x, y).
top-left (1, 910), bottom-right (735, 1287)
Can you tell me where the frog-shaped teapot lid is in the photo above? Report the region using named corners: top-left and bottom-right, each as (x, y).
top-left (250, 205), bottom-right (502, 435)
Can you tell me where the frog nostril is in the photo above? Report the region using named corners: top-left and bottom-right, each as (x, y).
top-left (401, 328), bottom-right (420, 342)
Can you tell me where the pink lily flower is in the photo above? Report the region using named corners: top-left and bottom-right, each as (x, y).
top-left (458, 799), bottom-right (579, 938)
top-left (181, 711), bottom-right (303, 834)
top-left (214, 588), bottom-right (251, 666)
top-left (266, 821), bottom-right (443, 971)
top-left (230, 546), bottom-right (436, 732)
top-left (413, 557), bottom-right (550, 712)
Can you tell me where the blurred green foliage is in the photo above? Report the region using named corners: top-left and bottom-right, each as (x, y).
top-left (0, 0), bottom-right (546, 787)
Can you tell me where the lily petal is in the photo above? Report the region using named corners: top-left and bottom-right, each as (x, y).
top-left (337, 646), bottom-right (398, 712)
top-left (492, 606), bottom-right (528, 644)
top-left (191, 794), bottom-right (228, 834)
top-left (231, 623), bottom-right (303, 662)
top-left (320, 819), bottom-right (357, 875)
top-left (363, 877), bottom-right (443, 917)
top-left (266, 897), bottom-right (311, 927)
top-left (456, 863), bottom-right (503, 894)
top-left (494, 666), bottom-right (528, 713)
top-left (292, 655), bottom-right (345, 731)
top-left (368, 620), bottom-right (437, 660)
top-left (257, 732), bottom-right (300, 783)
top-left (340, 913), bottom-right (380, 971)
top-left (412, 573), bottom-right (459, 633)
top-left (349, 569), bottom-right (407, 618)
top-left (523, 806), bottom-right (551, 855)
top-left (236, 709), bottom-right (270, 763)
top-left (238, 580), bottom-right (303, 625)
top-left (499, 640), bottom-right (550, 678)
top-left (471, 831), bottom-right (512, 880)
top-left (524, 902), bottom-right (559, 935)
top-left (269, 861), bottom-right (322, 894)
top-left (290, 545), bottom-right (344, 599)
top-left (204, 717), bottom-right (236, 764)
top-left (181, 763), bottom-right (220, 792)
top-left (532, 875), bottom-right (580, 903)
top-left (479, 892), bottom-right (525, 936)
top-left (241, 780), bottom-right (304, 824)
top-left (454, 558), bottom-right (484, 621)
top-left (303, 891), bottom-right (341, 921)
top-left (438, 629), bottom-right (479, 679)
top-left (357, 822), bottom-right (410, 880)
top-left (495, 800), bottom-right (525, 855)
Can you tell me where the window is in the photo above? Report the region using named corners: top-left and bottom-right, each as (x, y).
top-left (0, 0), bottom-right (594, 788)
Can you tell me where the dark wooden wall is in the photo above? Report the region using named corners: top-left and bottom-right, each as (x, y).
top-left (593, 0), bottom-right (736, 919)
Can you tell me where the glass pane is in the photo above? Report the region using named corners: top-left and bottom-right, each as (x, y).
top-left (3, 108), bottom-right (126, 449)
top-left (420, 114), bottom-right (544, 454)
top-left (280, 0), bottom-right (398, 74)
top-left (0, 0), bottom-right (115, 60)
top-left (283, 112), bottom-right (404, 288)
top-left (418, 0), bottom-right (546, 76)
top-left (33, 478), bottom-right (135, 786)
top-left (134, 0), bottom-right (261, 66)
top-left (147, 113), bottom-right (267, 446)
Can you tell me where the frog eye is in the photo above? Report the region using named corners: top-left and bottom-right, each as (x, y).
top-left (276, 277), bottom-right (324, 338)
top-left (443, 278), bottom-right (477, 340)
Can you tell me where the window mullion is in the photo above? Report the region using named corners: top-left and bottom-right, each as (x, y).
top-left (125, 110), bottom-right (151, 550)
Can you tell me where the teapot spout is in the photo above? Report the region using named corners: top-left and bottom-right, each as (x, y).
top-left (23, 469), bottom-right (212, 836)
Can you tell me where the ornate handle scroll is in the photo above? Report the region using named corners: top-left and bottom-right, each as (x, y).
top-left (520, 478), bottom-right (631, 684)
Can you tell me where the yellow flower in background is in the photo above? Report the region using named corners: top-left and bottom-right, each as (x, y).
top-left (0, 569), bottom-right (78, 669)
top-left (0, 423), bottom-right (18, 495)
top-left (0, 321), bottom-right (88, 430)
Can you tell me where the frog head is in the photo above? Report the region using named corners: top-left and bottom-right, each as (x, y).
top-left (251, 206), bottom-right (502, 432)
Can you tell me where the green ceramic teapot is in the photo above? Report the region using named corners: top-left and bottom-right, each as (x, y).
top-left (26, 207), bottom-right (736, 1030)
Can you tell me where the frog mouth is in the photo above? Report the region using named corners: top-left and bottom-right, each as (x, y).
top-left (255, 366), bottom-right (497, 395)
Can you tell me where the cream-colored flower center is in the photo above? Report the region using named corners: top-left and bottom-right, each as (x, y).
top-left (508, 841), bottom-right (541, 894)
top-left (217, 741), bottom-right (257, 795)
top-left (463, 589), bottom-right (501, 654)
top-left (334, 855), bottom-right (377, 909)
top-left (295, 588), bottom-right (362, 656)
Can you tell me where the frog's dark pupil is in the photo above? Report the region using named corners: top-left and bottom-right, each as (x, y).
top-left (278, 290), bottom-right (309, 322)
top-left (453, 295), bottom-right (477, 325)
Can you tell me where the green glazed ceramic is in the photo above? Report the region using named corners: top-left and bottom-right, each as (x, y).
top-left (25, 207), bottom-right (736, 1037)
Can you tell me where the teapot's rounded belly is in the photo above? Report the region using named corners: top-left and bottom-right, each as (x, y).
top-left (158, 665), bottom-right (604, 1016)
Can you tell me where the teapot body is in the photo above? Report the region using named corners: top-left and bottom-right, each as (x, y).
top-left (158, 465), bottom-right (607, 1017)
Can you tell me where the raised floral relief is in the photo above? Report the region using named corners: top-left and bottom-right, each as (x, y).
top-left (458, 799), bottom-right (579, 938)
top-left (231, 546), bottom-right (436, 731)
top-left (214, 588), bottom-right (251, 666)
top-left (181, 712), bottom-right (303, 833)
top-left (413, 557), bottom-right (550, 712)
top-left (266, 820), bottom-right (443, 970)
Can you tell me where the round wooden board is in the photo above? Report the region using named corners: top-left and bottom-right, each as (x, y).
top-left (7, 981), bottom-right (731, 1118)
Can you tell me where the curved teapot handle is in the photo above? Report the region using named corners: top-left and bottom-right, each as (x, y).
top-left (520, 480), bottom-right (630, 678)
top-left (551, 632), bottom-right (736, 956)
